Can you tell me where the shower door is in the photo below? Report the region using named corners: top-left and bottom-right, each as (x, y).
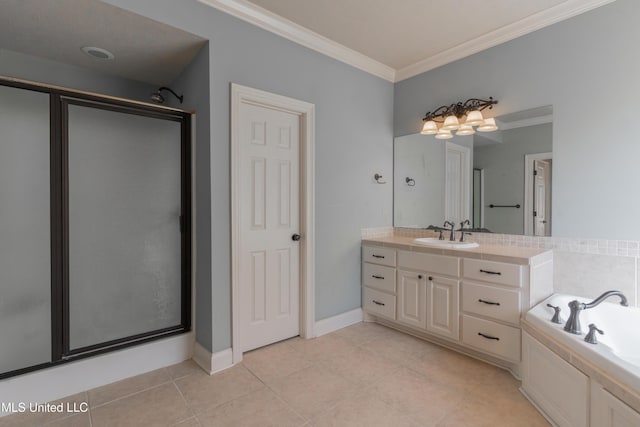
top-left (64, 99), bottom-right (188, 354)
top-left (0, 85), bottom-right (52, 375)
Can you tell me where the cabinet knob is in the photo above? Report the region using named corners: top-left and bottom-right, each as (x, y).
top-left (418, 275), bottom-right (423, 279)
top-left (428, 276), bottom-right (433, 281)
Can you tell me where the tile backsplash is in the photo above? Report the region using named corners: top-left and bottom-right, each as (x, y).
top-left (361, 227), bottom-right (639, 307)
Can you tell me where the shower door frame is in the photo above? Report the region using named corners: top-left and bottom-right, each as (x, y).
top-left (0, 76), bottom-right (192, 380)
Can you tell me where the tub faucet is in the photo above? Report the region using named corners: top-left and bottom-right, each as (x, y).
top-left (563, 291), bottom-right (629, 335)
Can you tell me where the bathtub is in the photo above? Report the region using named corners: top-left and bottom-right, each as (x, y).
top-left (526, 293), bottom-right (640, 392)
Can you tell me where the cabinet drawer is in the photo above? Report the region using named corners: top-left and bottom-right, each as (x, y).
top-left (462, 314), bottom-right (521, 361)
top-left (397, 250), bottom-right (459, 277)
top-left (363, 263), bottom-right (396, 293)
top-left (363, 246), bottom-right (396, 267)
top-left (363, 287), bottom-right (396, 320)
top-left (463, 259), bottom-right (522, 287)
top-left (462, 282), bottom-right (521, 325)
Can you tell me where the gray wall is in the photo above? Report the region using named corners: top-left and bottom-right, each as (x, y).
top-left (169, 44), bottom-right (213, 351)
top-left (102, 0), bottom-right (394, 352)
top-left (394, 0), bottom-right (640, 240)
top-left (474, 123), bottom-right (552, 234)
top-left (0, 49), bottom-right (156, 100)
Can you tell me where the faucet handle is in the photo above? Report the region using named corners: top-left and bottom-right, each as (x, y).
top-left (585, 323), bottom-right (604, 344)
top-left (546, 304), bottom-right (564, 324)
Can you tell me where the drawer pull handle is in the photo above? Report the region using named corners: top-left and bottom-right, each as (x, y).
top-left (478, 332), bottom-right (500, 341)
top-left (372, 275), bottom-right (385, 280)
top-left (372, 254), bottom-right (385, 259)
top-left (479, 269), bottom-right (501, 275)
top-left (478, 299), bottom-right (501, 306)
top-left (372, 300), bottom-right (385, 306)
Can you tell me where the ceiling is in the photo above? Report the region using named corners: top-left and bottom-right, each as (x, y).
top-left (0, 0), bottom-right (615, 85)
top-left (0, 0), bottom-right (206, 86)
top-left (200, 0), bottom-right (615, 81)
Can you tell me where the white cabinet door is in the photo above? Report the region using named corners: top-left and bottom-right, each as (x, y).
top-left (592, 383), bottom-right (640, 427)
top-left (426, 275), bottom-right (459, 341)
top-left (396, 270), bottom-right (426, 329)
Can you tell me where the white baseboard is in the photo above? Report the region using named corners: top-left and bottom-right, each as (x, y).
top-left (193, 343), bottom-right (234, 375)
top-left (0, 333), bottom-right (194, 417)
top-left (314, 308), bottom-right (363, 337)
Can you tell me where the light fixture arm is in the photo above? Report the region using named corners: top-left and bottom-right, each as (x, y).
top-left (159, 86), bottom-right (184, 104)
top-left (423, 97), bottom-right (497, 122)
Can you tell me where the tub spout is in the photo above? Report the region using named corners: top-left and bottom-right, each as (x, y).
top-left (563, 291), bottom-right (628, 335)
top-left (583, 290), bottom-right (628, 309)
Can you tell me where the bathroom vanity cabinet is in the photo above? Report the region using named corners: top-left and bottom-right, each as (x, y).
top-left (362, 237), bottom-right (553, 372)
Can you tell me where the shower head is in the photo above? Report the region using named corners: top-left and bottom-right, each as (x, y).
top-left (150, 91), bottom-right (165, 104)
top-left (150, 87), bottom-right (183, 104)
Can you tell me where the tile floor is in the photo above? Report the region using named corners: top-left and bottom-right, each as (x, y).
top-left (0, 322), bottom-right (549, 426)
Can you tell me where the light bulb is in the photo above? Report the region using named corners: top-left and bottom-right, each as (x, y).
top-left (435, 129), bottom-right (453, 140)
top-left (421, 120), bottom-right (438, 135)
top-left (465, 110), bottom-right (484, 126)
top-left (477, 117), bottom-right (498, 132)
top-left (441, 115), bottom-right (460, 131)
top-left (456, 124), bottom-right (475, 136)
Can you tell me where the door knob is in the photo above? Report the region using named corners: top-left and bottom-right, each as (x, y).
top-left (291, 233), bottom-right (301, 241)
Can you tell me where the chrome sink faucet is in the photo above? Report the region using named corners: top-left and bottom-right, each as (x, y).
top-left (563, 291), bottom-right (629, 335)
top-left (443, 221), bottom-right (455, 241)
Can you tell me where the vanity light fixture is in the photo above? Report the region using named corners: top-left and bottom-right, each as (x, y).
top-left (421, 97), bottom-right (498, 136)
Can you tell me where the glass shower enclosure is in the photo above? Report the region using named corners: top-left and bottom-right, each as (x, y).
top-left (0, 78), bottom-right (192, 378)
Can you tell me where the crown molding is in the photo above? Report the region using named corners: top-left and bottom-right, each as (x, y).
top-left (197, 0), bottom-right (396, 82)
top-left (497, 114), bottom-right (553, 131)
top-left (395, 0), bottom-right (617, 82)
top-left (198, 0), bottom-right (615, 84)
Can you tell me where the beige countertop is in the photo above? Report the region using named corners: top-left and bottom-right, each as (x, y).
top-left (362, 235), bottom-right (552, 265)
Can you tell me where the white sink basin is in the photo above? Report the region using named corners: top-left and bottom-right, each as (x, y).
top-left (412, 237), bottom-right (479, 249)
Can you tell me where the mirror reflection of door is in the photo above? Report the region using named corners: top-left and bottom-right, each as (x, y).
top-left (472, 168), bottom-right (484, 228)
top-left (445, 142), bottom-right (471, 226)
top-left (533, 159), bottom-right (552, 236)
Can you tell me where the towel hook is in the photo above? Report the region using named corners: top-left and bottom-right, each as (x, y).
top-left (374, 173), bottom-right (386, 184)
top-left (405, 177), bottom-right (415, 186)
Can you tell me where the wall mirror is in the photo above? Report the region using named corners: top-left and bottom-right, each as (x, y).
top-left (394, 106), bottom-right (553, 236)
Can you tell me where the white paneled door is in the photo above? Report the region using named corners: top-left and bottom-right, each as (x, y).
top-left (534, 159), bottom-right (552, 236)
top-left (237, 101), bottom-right (301, 353)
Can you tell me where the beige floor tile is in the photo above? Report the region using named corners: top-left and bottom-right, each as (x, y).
top-left (319, 345), bottom-right (400, 387)
top-left (360, 330), bottom-right (440, 365)
top-left (166, 360), bottom-right (204, 380)
top-left (268, 365), bottom-right (356, 420)
top-left (436, 393), bottom-right (550, 427)
top-left (175, 365), bottom-right (265, 414)
top-left (333, 322), bottom-right (397, 346)
top-left (286, 334), bottom-right (358, 362)
top-left (311, 391), bottom-right (421, 427)
top-left (45, 412), bottom-right (91, 427)
top-left (172, 416), bottom-right (202, 427)
top-left (369, 366), bottom-right (466, 426)
top-left (467, 370), bottom-right (547, 421)
top-left (88, 368), bottom-right (171, 407)
top-left (197, 388), bottom-right (305, 427)
top-left (0, 393), bottom-right (89, 427)
top-left (242, 340), bottom-right (313, 384)
top-left (91, 383), bottom-right (193, 427)
top-left (406, 347), bottom-right (502, 390)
